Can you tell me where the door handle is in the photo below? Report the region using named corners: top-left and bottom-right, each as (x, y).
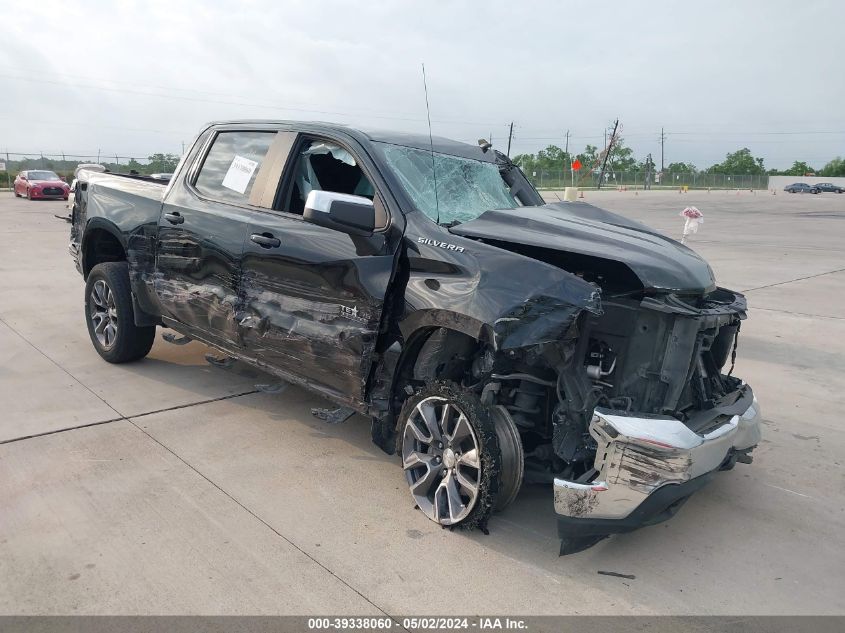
top-left (250, 233), bottom-right (281, 248)
top-left (164, 212), bottom-right (184, 225)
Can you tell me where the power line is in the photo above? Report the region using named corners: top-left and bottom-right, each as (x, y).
top-left (0, 73), bottom-right (509, 129)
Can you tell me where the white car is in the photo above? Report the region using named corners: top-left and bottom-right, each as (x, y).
top-left (67, 164), bottom-right (107, 210)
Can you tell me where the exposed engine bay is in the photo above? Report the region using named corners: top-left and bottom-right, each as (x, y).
top-left (490, 287), bottom-right (746, 486)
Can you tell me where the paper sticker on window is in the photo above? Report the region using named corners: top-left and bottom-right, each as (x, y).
top-left (222, 155), bottom-right (259, 194)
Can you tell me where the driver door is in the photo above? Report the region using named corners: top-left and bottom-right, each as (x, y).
top-left (239, 133), bottom-right (399, 406)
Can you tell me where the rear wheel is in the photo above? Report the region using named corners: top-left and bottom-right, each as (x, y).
top-left (399, 382), bottom-right (501, 529)
top-left (84, 262), bottom-right (155, 363)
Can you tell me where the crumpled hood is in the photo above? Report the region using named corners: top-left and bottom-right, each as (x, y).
top-left (449, 202), bottom-right (716, 294)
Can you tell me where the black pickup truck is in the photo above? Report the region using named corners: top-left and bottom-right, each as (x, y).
top-left (70, 120), bottom-right (761, 553)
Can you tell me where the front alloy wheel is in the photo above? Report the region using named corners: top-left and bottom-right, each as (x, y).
top-left (399, 383), bottom-right (501, 529)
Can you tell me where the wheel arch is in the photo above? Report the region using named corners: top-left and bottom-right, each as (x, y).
top-left (398, 325), bottom-right (482, 385)
top-left (368, 320), bottom-right (487, 454)
top-left (81, 219), bottom-right (127, 279)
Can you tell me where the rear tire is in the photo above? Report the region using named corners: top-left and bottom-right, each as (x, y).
top-left (84, 262), bottom-right (155, 363)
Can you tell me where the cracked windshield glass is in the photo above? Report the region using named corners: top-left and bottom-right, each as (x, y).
top-left (377, 143), bottom-right (516, 224)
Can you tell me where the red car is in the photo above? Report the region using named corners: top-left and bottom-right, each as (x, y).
top-left (14, 170), bottom-right (70, 200)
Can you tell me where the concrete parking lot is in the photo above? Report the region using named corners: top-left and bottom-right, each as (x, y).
top-left (1, 189), bottom-right (843, 615)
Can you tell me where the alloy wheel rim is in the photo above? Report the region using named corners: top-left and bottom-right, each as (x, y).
top-left (90, 279), bottom-right (118, 349)
top-left (402, 396), bottom-right (482, 525)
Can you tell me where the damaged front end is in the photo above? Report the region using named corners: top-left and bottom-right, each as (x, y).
top-left (443, 203), bottom-right (762, 551)
top-left (548, 288), bottom-right (761, 553)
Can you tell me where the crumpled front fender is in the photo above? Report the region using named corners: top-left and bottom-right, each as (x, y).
top-left (399, 224), bottom-right (602, 351)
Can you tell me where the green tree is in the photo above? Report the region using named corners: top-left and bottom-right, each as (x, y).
top-left (820, 157), bottom-right (845, 177)
top-left (605, 138), bottom-right (637, 171)
top-left (514, 144), bottom-right (579, 175)
top-left (535, 145), bottom-right (567, 171)
top-left (512, 153), bottom-right (536, 173)
top-left (665, 161), bottom-right (697, 173)
top-left (125, 158), bottom-right (144, 173)
top-left (514, 140), bottom-right (642, 178)
top-left (707, 148), bottom-right (766, 175)
top-left (779, 161), bottom-right (816, 176)
top-left (575, 144), bottom-right (599, 171)
top-left (147, 153), bottom-right (180, 173)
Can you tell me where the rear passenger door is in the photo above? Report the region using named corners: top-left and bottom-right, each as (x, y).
top-left (238, 132), bottom-right (400, 406)
top-left (154, 128), bottom-right (283, 351)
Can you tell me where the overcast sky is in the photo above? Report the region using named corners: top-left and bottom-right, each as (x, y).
top-left (2, 0), bottom-right (843, 170)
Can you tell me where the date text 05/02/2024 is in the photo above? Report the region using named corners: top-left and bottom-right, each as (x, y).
top-left (307, 617), bottom-right (527, 630)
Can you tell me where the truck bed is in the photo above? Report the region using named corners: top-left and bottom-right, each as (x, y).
top-left (70, 171), bottom-right (167, 275)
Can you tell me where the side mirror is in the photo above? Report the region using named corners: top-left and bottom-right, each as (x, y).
top-left (304, 190), bottom-right (375, 236)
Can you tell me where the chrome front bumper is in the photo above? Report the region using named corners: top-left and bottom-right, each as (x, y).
top-left (554, 394), bottom-right (761, 522)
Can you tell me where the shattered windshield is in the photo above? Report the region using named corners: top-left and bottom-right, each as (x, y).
top-left (377, 143), bottom-right (516, 224)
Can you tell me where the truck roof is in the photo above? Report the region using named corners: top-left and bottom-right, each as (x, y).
top-left (205, 119), bottom-right (495, 162)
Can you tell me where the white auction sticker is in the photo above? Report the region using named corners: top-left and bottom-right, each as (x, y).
top-left (221, 155), bottom-right (258, 194)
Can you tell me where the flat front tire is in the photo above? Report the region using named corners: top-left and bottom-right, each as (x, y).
top-left (398, 382), bottom-right (501, 530)
top-left (84, 262), bottom-right (155, 363)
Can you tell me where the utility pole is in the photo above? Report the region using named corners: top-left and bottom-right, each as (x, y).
top-left (660, 127), bottom-right (666, 173)
top-left (597, 119), bottom-right (619, 190)
top-left (644, 153), bottom-right (654, 190)
top-left (564, 129), bottom-right (571, 186)
top-left (506, 121), bottom-right (514, 157)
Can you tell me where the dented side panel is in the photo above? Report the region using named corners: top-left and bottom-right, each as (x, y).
top-left (153, 178), bottom-right (255, 350)
top-left (239, 213), bottom-right (400, 404)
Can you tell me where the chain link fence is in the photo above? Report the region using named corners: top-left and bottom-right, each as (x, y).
top-left (0, 151), bottom-right (178, 190)
top-left (524, 170), bottom-right (770, 191)
top-left (2, 152), bottom-right (771, 193)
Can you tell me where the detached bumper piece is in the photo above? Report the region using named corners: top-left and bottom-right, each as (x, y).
top-left (554, 389), bottom-right (761, 554)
